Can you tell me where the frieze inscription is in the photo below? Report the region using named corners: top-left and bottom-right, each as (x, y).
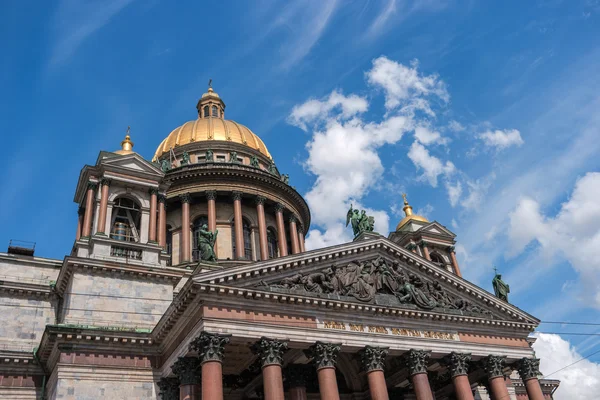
top-left (321, 320), bottom-right (459, 341)
top-left (258, 256), bottom-right (494, 317)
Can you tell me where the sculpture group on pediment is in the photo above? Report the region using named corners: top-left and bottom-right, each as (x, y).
top-left (346, 205), bottom-right (375, 237)
top-left (260, 256), bottom-right (492, 316)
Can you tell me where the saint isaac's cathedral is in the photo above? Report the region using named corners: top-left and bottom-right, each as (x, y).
top-left (0, 85), bottom-right (559, 399)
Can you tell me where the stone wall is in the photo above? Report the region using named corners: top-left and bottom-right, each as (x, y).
top-left (61, 270), bottom-right (173, 329)
top-left (0, 254), bottom-right (61, 284)
top-left (0, 295), bottom-right (56, 350)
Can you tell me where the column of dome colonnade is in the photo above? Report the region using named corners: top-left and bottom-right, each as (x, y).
top-left (298, 223), bottom-right (306, 252)
top-left (289, 215), bottom-right (300, 254)
top-left (206, 191), bottom-right (217, 257)
top-left (179, 193), bottom-right (192, 263)
top-left (275, 203), bottom-right (288, 257)
top-left (232, 191), bottom-right (245, 259)
top-left (256, 196), bottom-right (269, 260)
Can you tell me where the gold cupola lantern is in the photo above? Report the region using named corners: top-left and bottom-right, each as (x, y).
top-left (114, 127), bottom-right (135, 155)
top-left (395, 193), bottom-right (429, 231)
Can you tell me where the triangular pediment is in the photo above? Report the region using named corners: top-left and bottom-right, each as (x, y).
top-left (99, 153), bottom-right (164, 176)
top-left (193, 237), bottom-right (538, 325)
top-left (419, 221), bottom-right (455, 238)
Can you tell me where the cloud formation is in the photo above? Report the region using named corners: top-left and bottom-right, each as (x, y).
top-left (479, 128), bottom-right (524, 150)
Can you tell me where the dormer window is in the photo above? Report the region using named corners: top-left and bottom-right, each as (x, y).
top-left (203, 105), bottom-right (210, 118)
top-left (212, 105), bottom-right (219, 117)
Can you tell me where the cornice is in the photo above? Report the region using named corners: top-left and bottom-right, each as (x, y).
top-left (0, 280), bottom-right (55, 299)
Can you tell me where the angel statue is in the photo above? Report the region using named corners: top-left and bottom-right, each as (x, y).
top-left (196, 224), bottom-right (218, 262)
top-left (346, 205), bottom-right (375, 237)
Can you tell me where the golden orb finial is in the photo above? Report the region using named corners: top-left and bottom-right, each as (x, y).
top-left (395, 192), bottom-right (428, 231)
top-left (115, 126), bottom-right (134, 155)
top-left (402, 193), bottom-right (414, 217)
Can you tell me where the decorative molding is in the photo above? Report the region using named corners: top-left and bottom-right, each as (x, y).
top-left (157, 377), bottom-right (180, 400)
top-left (289, 214), bottom-right (297, 223)
top-left (284, 364), bottom-right (311, 388)
top-left (518, 357), bottom-right (540, 381)
top-left (482, 355), bottom-right (507, 379)
top-left (359, 345), bottom-right (388, 372)
top-left (205, 190), bottom-right (216, 201)
top-left (87, 182), bottom-right (98, 191)
top-left (231, 191), bottom-right (243, 202)
top-left (148, 188), bottom-right (159, 196)
top-left (189, 331), bottom-right (231, 364)
top-left (406, 349), bottom-right (430, 376)
top-left (255, 195), bottom-right (266, 206)
top-left (171, 356), bottom-right (201, 386)
top-left (274, 202), bottom-right (285, 213)
top-left (99, 178), bottom-right (112, 187)
top-left (179, 193), bottom-right (191, 204)
top-left (447, 352), bottom-right (471, 377)
top-left (305, 341), bottom-right (341, 370)
top-left (252, 337), bottom-right (288, 367)
top-left (158, 194), bottom-right (167, 204)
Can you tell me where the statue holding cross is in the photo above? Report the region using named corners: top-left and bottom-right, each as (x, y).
top-left (492, 266), bottom-right (510, 302)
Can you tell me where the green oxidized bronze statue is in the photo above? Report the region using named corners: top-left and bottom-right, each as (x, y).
top-left (492, 268), bottom-right (510, 302)
top-left (205, 149), bottom-right (214, 162)
top-left (196, 224), bottom-right (218, 262)
top-left (181, 152), bottom-right (190, 165)
top-left (250, 156), bottom-right (260, 168)
top-left (345, 204), bottom-right (375, 236)
top-left (160, 159), bottom-right (170, 172)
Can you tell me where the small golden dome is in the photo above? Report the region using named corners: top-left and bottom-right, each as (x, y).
top-left (396, 193), bottom-right (429, 231)
top-left (114, 129), bottom-right (135, 155)
top-left (152, 83), bottom-right (271, 161)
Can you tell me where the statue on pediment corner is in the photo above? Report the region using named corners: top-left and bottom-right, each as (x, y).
top-left (346, 205), bottom-right (375, 237)
top-left (492, 269), bottom-right (510, 302)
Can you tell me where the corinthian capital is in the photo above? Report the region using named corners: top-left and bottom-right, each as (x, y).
top-left (305, 341), bottom-right (341, 370)
top-left (360, 345), bottom-right (389, 372)
top-left (406, 349), bottom-right (430, 376)
top-left (482, 355), bottom-right (507, 379)
top-left (171, 356), bottom-right (201, 386)
top-left (205, 190), bottom-right (216, 201)
top-left (99, 178), bottom-right (112, 187)
top-left (179, 193), bottom-right (191, 203)
top-left (189, 331), bottom-right (231, 364)
top-left (518, 357), bottom-right (541, 381)
top-left (252, 337), bottom-right (288, 367)
top-left (447, 352), bottom-right (471, 377)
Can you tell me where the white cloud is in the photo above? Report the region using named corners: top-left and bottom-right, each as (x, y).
top-left (288, 90), bottom-right (368, 130)
top-left (479, 128), bottom-right (524, 150)
top-left (448, 120), bottom-right (465, 132)
top-left (414, 126), bottom-right (448, 146)
top-left (462, 175), bottom-right (495, 210)
top-left (445, 181), bottom-right (463, 207)
top-left (415, 204), bottom-right (434, 220)
top-left (533, 333), bottom-right (600, 399)
top-left (508, 172), bottom-right (600, 307)
top-left (366, 57), bottom-right (449, 114)
top-left (407, 141), bottom-right (455, 187)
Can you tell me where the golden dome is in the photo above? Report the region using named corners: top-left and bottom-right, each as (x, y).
top-left (152, 83), bottom-right (272, 161)
top-left (396, 193), bottom-right (429, 231)
top-left (114, 129), bottom-right (135, 155)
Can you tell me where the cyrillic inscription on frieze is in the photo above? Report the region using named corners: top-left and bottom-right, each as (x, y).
top-left (320, 320), bottom-right (459, 341)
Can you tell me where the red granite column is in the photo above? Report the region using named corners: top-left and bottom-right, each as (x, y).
top-left (407, 243), bottom-right (417, 253)
top-left (75, 207), bottom-right (84, 241)
top-left (307, 342), bottom-right (342, 400)
top-left (518, 358), bottom-right (545, 400)
top-left (449, 246), bottom-right (463, 277)
top-left (420, 241), bottom-right (431, 261)
top-left (148, 188), bottom-right (158, 243)
top-left (82, 182), bottom-right (96, 238)
top-left (190, 331), bottom-right (231, 400)
top-left (275, 203), bottom-right (288, 257)
top-left (232, 191), bottom-right (245, 259)
top-left (256, 196), bottom-right (269, 261)
top-left (252, 337), bottom-right (288, 400)
top-left (289, 215), bottom-right (300, 255)
top-left (180, 193), bottom-right (191, 263)
top-left (483, 355), bottom-right (509, 400)
top-left (298, 225), bottom-right (306, 253)
top-left (96, 178), bottom-right (111, 235)
top-left (360, 346), bottom-right (389, 400)
top-left (447, 352), bottom-right (474, 400)
top-left (285, 364), bottom-right (310, 400)
top-left (206, 191), bottom-right (218, 258)
top-left (407, 349), bottom-right (433, 400)
top-left (157, 195), bottom-right (167, 249)
top-left (171, 357), bottom-right (201, 400)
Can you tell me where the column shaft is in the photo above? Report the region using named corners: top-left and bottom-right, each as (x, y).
top-left (256, 198), bottom-right (269, 260)
top-left (367, 370), bottom-right (389, 400)
top-left (149, 190), bottom-right (157, 242)
top-left (233, 193), bottom-right (245, 259)
top-left (82, 184), bottom-right (95, 237)
top-left (421, 243), bottom-right (431, 261)
top-left (76, 210), bottom-right (83, 241)
top-left (263, 365), bottom-right (285, 400)
top-left (179, 384), bottom-right (200, 400)
top-left (317, 367), bottom-right (340, 400)
top-left (289, 386), bottom-right (307, 400)
top-left (298, 230), bottom-right (305, 253)
top-left (411, 373), bottom-right (433, 400)
top-left (202, 361), bottom-right (223, 400)
top-left (289, 218), bottom-right (300, 255)
top-left (450, 250), bottom-right (462, 277)
top-left (158, 197), bottom-right (166, 248)
top-left (206, 191), bottom-right (217, 258)
top-left (275, 205), bottom-right (288, 257)
top-left (488, 376), bottom-right (510, 400)
top-left (96, 180), bottom-right (110, 234)
top-left (180, 195), bottom-right (191, 262)
top-left (452, 375), bottom-right (474, 400)
top-left (524, 378), bottom-right (545, 400)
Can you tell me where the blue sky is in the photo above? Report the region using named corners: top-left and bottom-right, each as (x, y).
top-left (1, 1), bottom-right (599, 396)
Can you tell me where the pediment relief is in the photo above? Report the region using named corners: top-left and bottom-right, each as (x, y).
top-left (254, 255), bottom-right (498, 319)
top-left (100, 154), bottom-right (163, 176)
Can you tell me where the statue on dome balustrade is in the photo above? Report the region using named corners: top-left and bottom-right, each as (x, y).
top-left (205, 149), bottom-right (214, 162)
top-left (250, 156), bottom-right (260, 168)
top-left (281, 174), bottom-right (290, 185)
top-left (268, 161), bottom-right (279, 176)
top-left (260, 256), bottom-right (493, 317)
top-left (160, 159), bottom-right (170, 172)
top-left (181, 151), bottom-right (190, 165)
top-left (195, 224), bottom-right (218, 262)
top-left (346, 205), bottom-right (375, 236)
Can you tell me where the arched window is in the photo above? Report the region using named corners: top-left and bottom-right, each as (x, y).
top-left (192, 216), bottom-right (209, 261)
top-left (203, 105), bottom-right (210, 118)
top-left (110, 197), bottom-right (141, 242)
top-left (231, 218), bottom-right (253, 260)
top-left (211, 105), bottom-right (219, 117)
top-left (267, 228), bottom-right (278, 259)
top-left (166, 225), bottom-right (173, 255)
top-left (430, 252), bottom-right (445, 266)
